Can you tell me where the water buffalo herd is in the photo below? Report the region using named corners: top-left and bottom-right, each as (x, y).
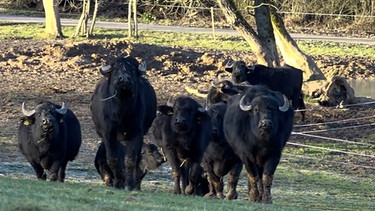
top-left (17, 56), bottom-right (301, 204)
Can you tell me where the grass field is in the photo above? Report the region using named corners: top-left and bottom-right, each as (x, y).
top-left (0, 18), bottom-right (374, 211)
top-left (1, 163), bottom-right (374, 210)
top-left (0, 22), bottom-right (374, 58)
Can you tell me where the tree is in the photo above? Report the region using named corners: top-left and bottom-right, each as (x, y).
top-left (217, 0), bottom-right (325, 82)
top-left (128, 0), bottom-right (139, 38)
top-left (73, 0), bottom-right (100, 37)
top-left (43, 0), bottom-right (63, 38)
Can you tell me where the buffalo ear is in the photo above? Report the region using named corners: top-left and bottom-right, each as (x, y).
top-left (195, 107), bottom-right (207, 123)
top-left (157, 105), bottom-right (174, 116)
top-left (20, 116), bottom-right (34, 126)
top-left (246, 65), bottom-right (255, 74)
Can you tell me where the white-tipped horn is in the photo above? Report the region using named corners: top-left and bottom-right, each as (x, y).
top-left (22, 102), bottom-right (36, 117)
top-left (197, 107), bottom-right (205, 113)
top-left (166, 97), bottom-right (174, 107)
top-left (278, 95), bottom-right (290, 112)
top-left (56, 102), bottom-right (68, 115)
top-left (138, 62), bottom-right (147, 72)
top-left (239, 95), bottom-right (252, 111)
top-left (101, 64), bottom-right (112, 73)
top-left (225, 60), bottom-right (234, 68)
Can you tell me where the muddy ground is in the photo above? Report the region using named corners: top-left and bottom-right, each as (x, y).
top-left (0, 39), bottom-right (374, 189)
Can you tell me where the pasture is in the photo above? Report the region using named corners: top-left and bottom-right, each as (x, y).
top-left (0, 23), bottom-right (374, 210)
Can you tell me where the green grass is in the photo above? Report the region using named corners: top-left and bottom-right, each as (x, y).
top-left (0, 22), bottom-right (374, 58)
top-left (0, 164), bottom-right (374, 211)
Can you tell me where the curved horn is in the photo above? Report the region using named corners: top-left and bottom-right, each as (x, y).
top-left (100, 64), bottom-right (112, 73)
top-left (166, 97), bottom-right (174, 107)
top-left (56, 102), bottom-right (68, 115)
top-left (138, 61), bottom-right (147, 72)
top-left (239, 95), bottom-right (252, 111)
top-left (225, 60), bottom-right (234, 68)
top-left (278, 95), bottom-right (290, 112)
top-left (22, 102), bottom-right (36, 117)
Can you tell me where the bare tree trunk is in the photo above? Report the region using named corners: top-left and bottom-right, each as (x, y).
top-left (217, 0), bottom-right (276, 66)
top-left (270, 9), bottom-right (326, 81)
top-left (42, 0), bottom-right (63, 38)
top-left (73, 0), bottom-right (90, 37)
top-left (133, 0), bottom-right (138, 38)
top-left (88, 0), bottom-right (99, 36)
top-left (254, 0), bottom-right (279, 67)
top-left (127, 0), bottom-right (138, 38)
top-left (128, 0), bottom-right (133, 38)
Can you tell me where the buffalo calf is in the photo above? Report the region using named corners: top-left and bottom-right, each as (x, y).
top-left (203, 102), bottom-right (243, 199)
top-left (151, 96), bottom-right (212, 195)
top-left (95, 142), bottom-right (165, 188)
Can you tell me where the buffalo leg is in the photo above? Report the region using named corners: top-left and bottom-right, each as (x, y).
top-left (292, 93), bottom-right (306, 122)
top-left (48, 160), bottom-right (61, 182)
top-left (261, 157), bottom-right (280, 204)
top-left (261, 175), bottom-right (273, 204)
top-left (94, 143), bottom-right (114, 186)
top-left (181, 165), bottom-right (190, 194)
top-left (124, 135), bottom-right (143, 191)
top-left (58, 161), bottom-right (68, 182)
top-left (226, 163), bottom-right (242, 200)
top-left (188, 162), bottom-right (205, 196)
top-left (163, 145), bottom-right (181, 194)
top-left (204, 163), bottom-right (224, 198)
top-left (243, 159), bottom-right (261, 202)
top-left (105, 140), bottom-right (125, 189)
top-left (298, 94), bottom-right (306, 122)
top-left (30, 161), bottom-right (46, 180)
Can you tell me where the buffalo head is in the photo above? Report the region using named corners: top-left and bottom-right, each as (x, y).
top-left (207, 79), bottom-right (252, 106)
top-left (100, 56), bottom-right (147, 98)
top-left (224, 60), bottom-right (251, 83)
top-left (21, 101), bottom-right (68, 143)
top-left (139, 143), bottom-right (166, 172)
top-left (207, 102), bottom-right (226, 141)
top-left (158, 96), bottom-right (206, 134)
top-left (238, 90), bottom-right (290, 139)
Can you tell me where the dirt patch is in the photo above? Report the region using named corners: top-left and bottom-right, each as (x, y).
top-left (0, 39), bottom-right (374, 183)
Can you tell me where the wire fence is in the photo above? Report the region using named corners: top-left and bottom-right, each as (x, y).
top-left (137, 2), bottom-right (375, 32)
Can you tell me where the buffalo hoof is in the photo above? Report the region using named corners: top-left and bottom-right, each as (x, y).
top-left (49, 173), bottom-right (58, 181)
top-left (216, 192), bottom-right (225, 199)
top-left (113, 180), bottom-right (125, 189)
top-left (226, 191), bottom-right (238, 200)
top-left (185, 184), bottom-right (194, 195)
top-left (204, 192), bottom-right (216, 198)
top-left (103, 175), bottom-right (113, 187)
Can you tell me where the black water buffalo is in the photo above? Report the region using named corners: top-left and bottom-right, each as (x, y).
top-left (203, 102), bottom-right (243, 200)
top-left (206, 79), bottom-right (251, 106)
top-left (94, 142), bottom-right (165, 188)
top-left (151, 96), bottom-right (212, 195)
top-left (18, 101), bottom-right (82, 182)
top-left (90, 56), bottom-right (157, 190)
top-left (223, 85), bottom-right (294, 203)
top-left (225, 61), bottom-right (305, 121)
